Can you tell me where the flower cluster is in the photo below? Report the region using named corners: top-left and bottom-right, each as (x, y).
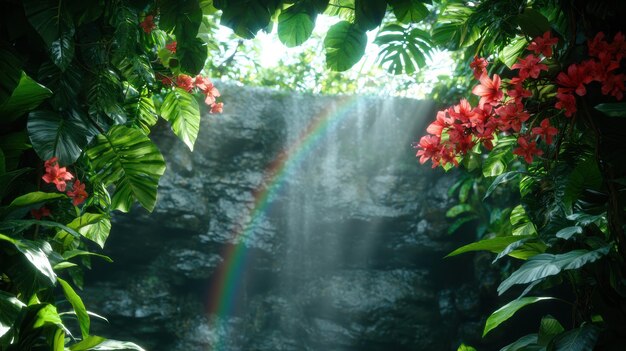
top-left (41, 157), bottom-right (89, 207)
top-left (555, 32), bottom-right (626, 117)
top-left (416, 32), bottom-right (559, 167)
top-left (416, 31), bottom-right (626, 169)
top-left (162, 74), bottom-right (224, 114)
top-left (139, 15), bottom-right (156, 33)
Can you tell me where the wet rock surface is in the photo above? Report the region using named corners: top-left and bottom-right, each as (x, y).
top-left (84, 85), bottom-right (494, 350)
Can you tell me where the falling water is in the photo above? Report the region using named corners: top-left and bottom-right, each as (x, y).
top-left (84, 85), bottom-right (489, 351)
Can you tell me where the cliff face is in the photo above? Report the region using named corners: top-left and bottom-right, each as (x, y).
top-left (83, 85), bottom-right (492, 350)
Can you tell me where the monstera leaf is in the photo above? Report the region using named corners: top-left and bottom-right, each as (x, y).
top-left (374, 24), bottom-right (433, 75)
top-left (86, 126), bottom-right (166, 212)
top-left (161, 88), bottom-right (201, 151)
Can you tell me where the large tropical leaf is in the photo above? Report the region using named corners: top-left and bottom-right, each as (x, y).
top-left (38, 62), bottom-right (83, 108)
top-left (0, 233), bottom-right (56, 286)
top-left (431, 3), bottom-right (478, 50)
top-left (482, 136), bottom-right (516, 177)
top-left (86, 125), bottom-right (166, 212)
top-left (124, 86), bottom-right (158, 134)
top-left (0, 49), bottom-right (22, 105)
top-left (498, 246), bottom-right (612, 295)
top-left (64, 213), bottom-right (111, 249)
top-left (0, 291), bottom-right (25, 338)
top-left (178, 38), bottom-right (208, 75)
top-left (215, 0), bottom-right (279, 39)
top-left (161, 88), bottom-right (201, 151)
top-left (0, 71), bottom-right (52, 123)
top-left (27, 109), bottom-right (92, 165)
top-left (484, 297), bottom-right (554, 336)
top-left (354, 0), bottom-right (386, 31)
top-left (58, 277), bottom-right (90, 338)
top-left (324, 21), bottom-right (367, 71)
top-left (117, 55), bottom-right (154, 88)
top-left (374, 24), bottom-right (433, 75)
top-left (515, 9), bottom-right (551, 39)
top-left (87, 68), bottom-right (126, 124)
top-left (446, 235), bottom-right (534, 257)
top-left (278, 4), bottom-right (316, 47)
top-left (550, 324), bottom-right (599, 351)
top-left (23, 0), bottom-right (72, 47)
top-left (50, 30), bottom-right (75, 71)
top-left (387, 0), bottom-right (429, 24)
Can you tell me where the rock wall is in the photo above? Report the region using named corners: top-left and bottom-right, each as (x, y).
top-left (83, 85), bottom-right (496, 350)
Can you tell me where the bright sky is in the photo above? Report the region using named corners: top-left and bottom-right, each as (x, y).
top-left (216, 14), bottom-right (455, 96)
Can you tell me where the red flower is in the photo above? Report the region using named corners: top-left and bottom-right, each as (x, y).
top-left (513, 136), bottom-right (543, 164)
top-left (531, 118), bottom-right (559, 145)
top-left (601, 73), bottom-right (625, 100)
top-left (472, 74), bottom-right (503, 108)
top-left (556, 63), bottom-right (593, 96)
top-left (31, 207), bottom-right (51, 220)
top-left (426, 110), bottom-right (451, 137)
top-left (527, 31), bottom-right (559, 57)
top-left (160, 75), bottom-right (174, 86)
top-left (166, 41), bottom-right (177, 54)
top-left (588, 32), bottom-right (610, 59)
top-left (140, 15), bottom-right (157, 33)
top-left (67, 180), bottom-right (88, 206)
top-left (494, 102), bottom-right (529, 132)
top-left (447, 99), bottom-right (476, 125)
top-left (470, 56), bottom-right (489, 79)
top-left (415, 135), bottom-right (442, 167)
top-left (176, 74), bottom-right (194, 92)
top-left (44, 157), bottom-right (58, 171)
top-left (210, 102), bottom-right (224, 114)
top-left (42, 163), bottom-right (74, 192)
top-left (555, 92), bottom-right (577, 117)
top-left (507, 77), bottom-right (532, 102)
top-left (511, 54), bottom-right (548, 80)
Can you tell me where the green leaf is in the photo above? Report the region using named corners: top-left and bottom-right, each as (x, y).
top-left (217, 0), bottom-right (278, 39)
top-left (65, 213), bottom-right (111, 248)
top-left (53, 328), bottom-right (65, 351)
top-left (324, 21), bottom-right (367, 71)
top-left (28, 109), bottom-right (92, 165)
top-left (278, 6), bottom-right (315, 47)
top-left (117, 55), bottom-right (154, 88)
top-left (500, 36), bottom-right (528, 68)
top-left (178, 38), bottom-right (208, 75)
top-left (538, 315), bottom-right (564, 345)
top-left (9, 191), bottom-right (66, 208)
top-left (484, 171), bottom-right (521, 200)
top-left (484, 297), bottom-right (554, 336)
top-left (86, 125), bottom-right (166, 212)
top-left (70, 336), bottom-right (107, 351)
top-left (58, 277), bottom-right (89, 338)
top-left (62, 249), bottom-right (112, 263)
top-left (594, 102), bottom-right (626, 117)
top-left (456, 343), bottom-right (477, 351)
top-left (555, 226), bottom-right (583, 240)
top-left (23, 0), bottom-right (72, 47)
top-left (515, 8), bottom-right (551, 38)
top-left (80, 338), bottom-right (146, 351)
top-left (0, 291), bottom-right (25, 338)
top-left (87, 68), bottom-right (126, 124)
top-left (498, 246), bottom-right (611, 295)
top-left (50, 31), bottom-right (75, 71)
top-left (124, 86), bottom-right (158, 134)
top-left (447, 215), bottom-right (478, 234)
top-left (374, 25), bottom-right (432, 75)
top-left (388, 0), bottom-right (429, 24)
top-left (551, 325), bottom-right (599, 351)
top-left (354, 0), bottom-right (386, 31)
top-left (38, 62), bottom-right (83, 108)
top-left (482, 136), bottom-right (516, 177)
top-left (0, 234), bottom-right (57, 286)
top-left (0, 71), bottom-right (52, 123)
top-left (161, 88), bottom-right (201, 151)
top-left (33, 304), bottom-right (62, 328)
top-left (510, 204), bottom-right (537, 236)
top-left (446, 235), bottom-right (533, 257)
top-left (446, 204), bottom-right (474, 218)
top-left (500, 334), bottom-right (539, 351)
top-left (0, 49), bottom-right (22, 105)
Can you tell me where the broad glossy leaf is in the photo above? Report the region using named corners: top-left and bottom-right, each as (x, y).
top-left (0, 49), bottom-right (21, 104)
top-left (551, 325), bottom-right (599, 351)
top-left (65, 213), bottom-right (111, 248)
top-left (498, 246), bottom-right (611, 295)
top-left (23, 0), bottom-right (71, 47)
top-left (84, 339), bottom-right (146, 351)
top-left (278, 6), bottom-right (315, 47)
top-left (53, 328), bottom-right (65, 351)
top-left (50, 31), bottom-right (75, 71)
top-left (70, 336), bottom-right (107, 351)
top-left (484, 297), bottom-right (554, 336)
top-left (446, 204), bottom-right (474, 218)
top-left (0, 71), bottom-right (52, 123)
top-left (484, 171), bottom-right (521, 200)
top-left (500, 334), bottom-right (539, 351)
top-left (325, 21), bottom-right (367, 71)
top-left (0, 234), bottom-right (57, 286)
top-left (457, 344), bottom-right (477, 351)
top-left (446, 235), bottom-right (533, 257)
top-left (38, 62), bottom-right (83, 108)
top-left (354, 0), bottom-right (386, 31)
top-left (62, 249), bottom-right (112, 263)
top-left (161, 88), bottom-right (201, 151)
top-left (447, 215), bottom-right (478, 234)
top-left (87, 68), bottom-right (126, 124)
top-left (58, 277), bottom-right (89, 338)
top-left (217, 0), bottom-right (277, 39)
top-left (124, 86), bottom-right (158, 134)
top-left (28, 109), bottom-right (92, 165)
top-left (515, 9), bottom-right (551, 38)
top-left (555, 226), bottom-right (583, 240)
top-left (117, 55), bottom-right (154, 88)
top-left (178, 38), bottom-right (208, 75)
top-left (510, 205), bottom-right (537, 236)
top-left (482, 136), bottom-right (516, 177)
top-left (86, 125), bottom-right (166, 212)
top-left (33, 304), bottom-right (62, 328)
top-left (9, 191), bottom-right (66, 208)
top-left (374, 25), bottom-right (432, 75)
top-left (500, 36), bottom-right (528, 68)
top-left (594, 102), bottom-right (626, 117)
top-left (0, 291), bottom-right (25, 338)
top-left (538, 315), bottom-right (564, 345)
top-left (388, 0), bottom-right (429, 23)
top-left (493, 237), bottom-right (546, 263)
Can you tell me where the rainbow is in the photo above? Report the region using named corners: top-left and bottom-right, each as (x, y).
top-left (207, 94), bottom-right (361, 349)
